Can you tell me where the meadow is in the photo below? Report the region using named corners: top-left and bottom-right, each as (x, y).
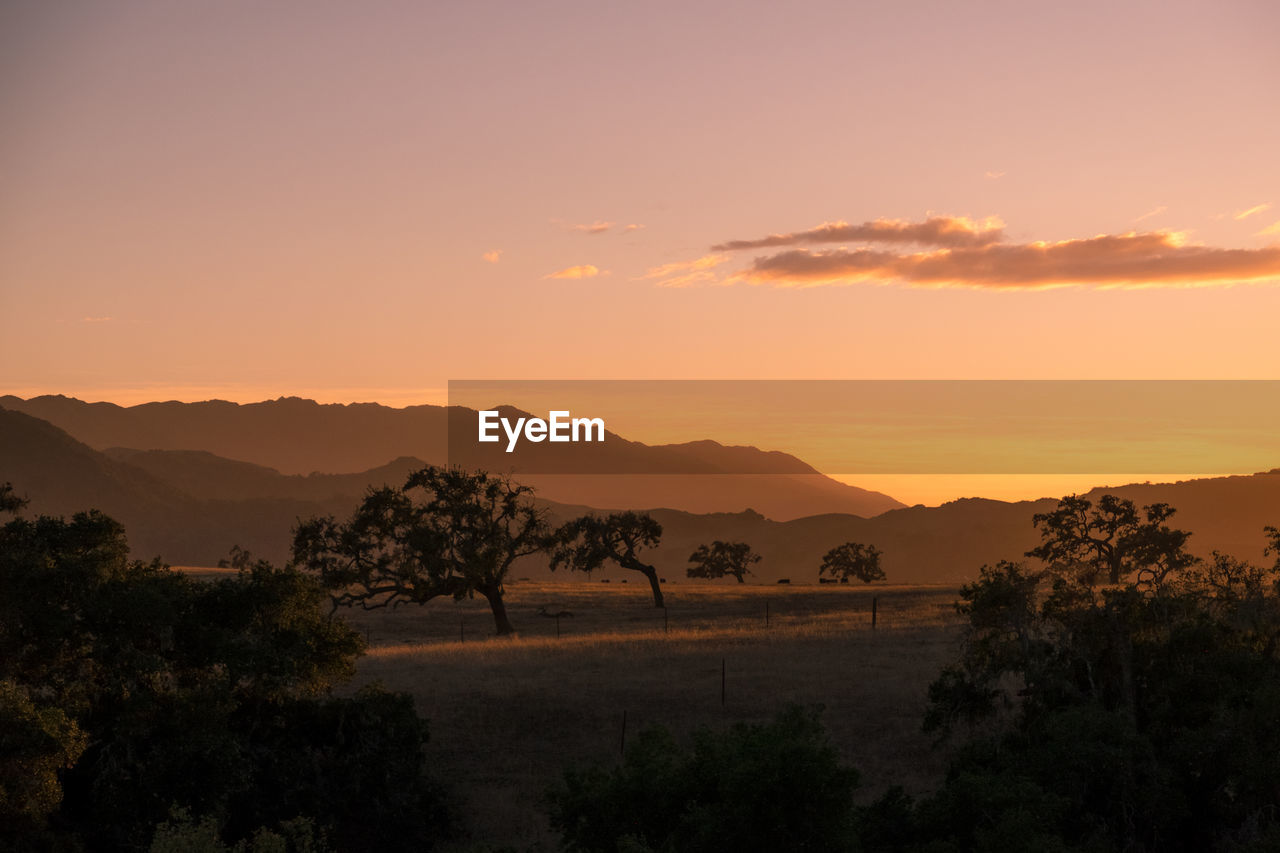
top-left (336, 580), bottom-right (966, 850)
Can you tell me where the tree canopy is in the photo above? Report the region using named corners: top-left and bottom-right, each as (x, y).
top-left (0, 493), bottom-right (447, 851)
top-left (686, 540), bottom-right (760, 584)
top-left (1027, 493), bottom-right (1196, 586)
top-left (819, 541), bottom-right (885, 584)
top-left (551, 511), bottom-right (665, 607)
top-left (292, 466), bottom-right (549, 635)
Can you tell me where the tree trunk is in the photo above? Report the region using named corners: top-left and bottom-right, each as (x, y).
top-left (479, 584), bottom-right (516, 636)
top-left (640, 566), bottom-right (665, 608)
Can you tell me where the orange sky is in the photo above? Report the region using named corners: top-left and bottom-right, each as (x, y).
top-left (2, 1), bottom-right (1279, 504)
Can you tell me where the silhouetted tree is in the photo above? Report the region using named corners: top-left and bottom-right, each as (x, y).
top-left (551, 511), bottom-right (665, 607)
top-left (0, 482), bottom-right (26, 515)
top-left (819, 541), bottom-right (885, 584)
top-left (0, 501), bottom-right (450, 851)
top-left (1027, 493), bottom-right (1195, 586)
top-left (291, 466), bottom-right (548, 635)
top-left (686, 540), bottom-right (760, 584)
top-left (916, 525), bottom-right (1280, 852)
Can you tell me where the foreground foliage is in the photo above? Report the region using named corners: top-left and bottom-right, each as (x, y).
top-left (549, 497), bottom-right (1280, 853)
top-left (908, 520), bottom-right (1280, 852)
top-left (0, 488), bottom-right (448, 852)
top-left (548, 705), bottom-right (860, 853)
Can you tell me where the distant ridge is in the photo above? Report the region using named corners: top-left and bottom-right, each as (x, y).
top-left (2, 403), bottom-right (1277, 582)
top-left (0, 395), bottom-right (904, 520)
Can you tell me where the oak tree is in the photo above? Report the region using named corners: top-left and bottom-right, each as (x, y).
top-left (819, 542), bottom-right (886, 584)
top-left (1027, 494), bottom-right (1195, 587)
top-left (687, 540), bottom-right (760, 584)
top-left (551, 511), bottom-right (666, 607)
top-left (292, 466), bottom-right (548, 635)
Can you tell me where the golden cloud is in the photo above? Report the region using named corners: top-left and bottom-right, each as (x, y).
top-left (637, 254), bottom-right (730, 288)
top-left (1234, 203), bottom-right (1272, 221)
top-left (545, 264), bottom-right (602, 279)
top-left (734, 231), bottom-right (1280, 290)
top-left (711, 215), bottom-right (1005, 252)
top-left (573, 221), bottom-right (615, 234)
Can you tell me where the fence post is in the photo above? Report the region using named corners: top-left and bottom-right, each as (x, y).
top-left (872, 596), bottom-right (878, 629)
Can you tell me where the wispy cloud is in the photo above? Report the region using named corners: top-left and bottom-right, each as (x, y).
top-left (623, 223), bottom-right (645, 232)
top-left (573, 221), bottom-right (615, 234)
top-left (482, 249), bottom-right (503, 263)
top-left (711, 215), bottom-right (1005, 252)
top-left (1133, 206), bottom-right (1167, 223)
top-left (637, 254), bottom-right (730, 288)
top-left (733, 230), bottom-right (1280, 290)
top-left (1234, 203), bottom-right (1272, 221)
top-left (984, 170), bottom-right (1006, 179)
top-left (1258, 221), bottom-right (1280, 238)
top-left (545, 264), bottom-right (602, 279)
top-left (81, 316), bottom-right (113, 323)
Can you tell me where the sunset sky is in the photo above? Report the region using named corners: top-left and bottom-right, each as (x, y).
top-left (3, 1), bottom-right (1279, 501)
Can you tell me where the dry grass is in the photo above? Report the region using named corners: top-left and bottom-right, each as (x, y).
top-left (342, 581), bottom-right (966, 851)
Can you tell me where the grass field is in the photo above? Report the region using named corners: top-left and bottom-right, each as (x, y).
top-left (337, 580), bottom-right (966, 851)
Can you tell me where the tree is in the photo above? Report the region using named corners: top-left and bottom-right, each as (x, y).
top-left (915, 526), bottom-right (1280, 852)
top-left (291, 466), bottom-right (549, 636)
top-left (686, 541), bottom-right (760, 584)
top-left (1027, 494), bottom-right (1195, 587)
top-left (819, 542), bottom-right (885, 584)
top-left (0, 499), bottom-right (451, 852)
top-left (551, 511), bottom-right (665, 607)
top-left (0, 482), bottom-right (26, 515)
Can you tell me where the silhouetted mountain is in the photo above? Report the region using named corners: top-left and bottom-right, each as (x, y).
top-left (4, 405), bottom-right (1277, 583)
top-left (611, 475), bottom-right (1280, 585)
top-left (0, 407), bottom-right (409, 566)
top-left (0, 395), bottom-right (903, 520)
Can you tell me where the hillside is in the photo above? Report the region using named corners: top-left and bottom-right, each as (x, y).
top-left (0, 395), bottom-right (903, 520)
top-left (3, 405), bottom-right (1277, 582)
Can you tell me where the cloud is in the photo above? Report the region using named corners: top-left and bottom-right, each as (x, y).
top-left (637, 254), bottom-right (730, 288)
top-left (623, 223), bottom-right (645, 232)
top-left (711, 215), bottom-right (1005, 252)
top-left (984, 171), bottom-right (1006, 179)
top-left (733, 230), bottom-right (1280, 290)
top-left (1258, 221), bottom-right (1280, 238)
top-left (573, 221), bottom-right (615, 234)
top-left (1133, 206), bottom-right (1167, 223)
top-left (482, 249), bottom-right (502, 263)
top-left (80, 316), bottom-right (113, 323)
top-left (545, 264), bottom-right (602, 279)
top-left (1234, 203), bottom-right (1272, 221)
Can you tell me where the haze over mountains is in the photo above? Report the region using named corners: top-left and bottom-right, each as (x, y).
top-left (2, 397), bottom-right (1278, 584)
top-left (0, 395), bottom-right (902, 521)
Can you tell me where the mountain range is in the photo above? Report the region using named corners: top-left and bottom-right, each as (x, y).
top-left (0, 395), bottom-right (903, 521)
top-left (2, 397), bottom-right (1278, 583)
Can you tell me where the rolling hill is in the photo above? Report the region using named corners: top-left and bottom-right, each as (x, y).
top-left (0, 395), bottom-right (903, 520)
top-left (3, 404), bottom-right (1277, 583)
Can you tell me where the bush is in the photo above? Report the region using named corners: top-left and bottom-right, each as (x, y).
top-left (548, 705), bottom-right (859, 852)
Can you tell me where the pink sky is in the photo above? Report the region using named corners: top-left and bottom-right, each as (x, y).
top-left (2, 1), bottom-right (1279, 502)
